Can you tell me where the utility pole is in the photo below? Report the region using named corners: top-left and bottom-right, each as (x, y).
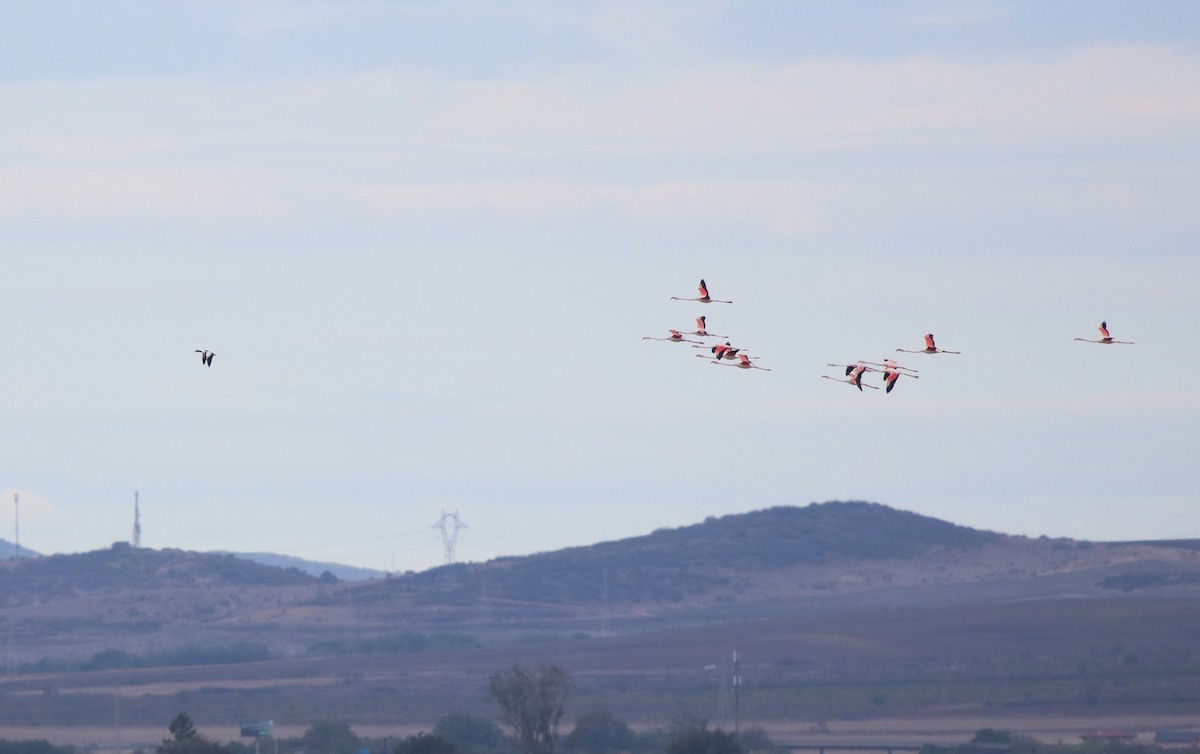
top-left (732, 649), bottom-right (742, 735)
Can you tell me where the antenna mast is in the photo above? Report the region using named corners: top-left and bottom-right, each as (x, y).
top-left (12, 493), bottom-right (18, 560)
top-left (432, 510), bottom-right (467, 564)
top-left (132, 491), bottom-right (141, 548)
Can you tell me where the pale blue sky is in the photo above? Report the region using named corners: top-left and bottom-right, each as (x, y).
top-left (3, 1), bottom-right (1199, 572)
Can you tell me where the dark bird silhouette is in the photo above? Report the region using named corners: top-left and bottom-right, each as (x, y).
top-left (195, 349), bottom-right (215, 367)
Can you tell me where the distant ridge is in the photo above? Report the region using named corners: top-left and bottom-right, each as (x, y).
top-left (214, 550), bottom-right (387, 581)
top-left (0, 537), bottom-right (40, 560)
top-left (4, 499), bottom-right (1200, 700)
top-left (0, 545), bottom-right (316, 603)
top-left (380, 501), bottom-right (1005, 604)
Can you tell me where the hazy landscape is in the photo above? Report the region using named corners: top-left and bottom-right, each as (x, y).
top-left (3, 502), bottom-right (1200, 747)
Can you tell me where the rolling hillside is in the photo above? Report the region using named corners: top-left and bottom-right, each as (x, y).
top-left (2, 501), bottom-right (1200, 732)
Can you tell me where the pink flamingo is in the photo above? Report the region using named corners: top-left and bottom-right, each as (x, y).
top-left (711, 353), bottom-right (771, 371)
top-left (1074, 321), bottom-right (1134, 345)
top-left (821, 372), bottom-right (879, 390)
top-left (864, 358), bottom-right (918, 374)
top-left (881, 365), bottom-right (919, 394)
top-left (643, 329), bottom-right (703, 344)
top-left (897, 333), bottom-right (961, 355)
top-left (694, 341), bottom-right (752, 361)
top-left (686, 315), bottom-right (728, 338)
top-left (825, 361), bottom-right (879, 391)
top-left (671, 279), bottom-right (732, 304)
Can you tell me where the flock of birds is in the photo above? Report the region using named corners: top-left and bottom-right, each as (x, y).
top-left (643, 279), bottom-right (772, 371)
top-left (643, 279), bottom-right (1134, 393)
top-left (194, 279), bottom-right (1133, 388)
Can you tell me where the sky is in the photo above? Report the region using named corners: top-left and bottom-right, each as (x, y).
top-left (3, 0), bottom-right (1199, 574)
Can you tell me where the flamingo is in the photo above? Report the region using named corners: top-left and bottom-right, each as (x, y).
top-left (864, 358), bottom-right (919, 374)
top-left (1074, 321), bottom-right (1134, 345)
top-left (693, 341), bottom-right (750, 360)
top-left (642, 330), bottom-right (703, 344)
top-left (195, 349), bottom-right (215, 367)
top-left (711, 353), bottom-right (771, 371)
top-left (825, 361), bottom-right (879, 391)
top-left (687, 315), bottom-right (729, 338)
top-left (821, 373), bottom-right (879, 389)
top-left (881, 365), bottom-right (919, 394)
top-left (897, 333), bottom-right (961, 355)
top-left (671, 279), bottom-right (732, 304)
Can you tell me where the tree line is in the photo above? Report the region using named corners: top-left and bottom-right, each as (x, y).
top-left (5, 665), bottom-right (1192, 754)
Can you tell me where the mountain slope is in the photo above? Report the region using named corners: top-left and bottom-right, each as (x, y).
top-left (213, 550), bottom-right (386, 581)
top-left (0, 544), bottom-right (316, 606)
top-left (3, 502), bottom-right (1200, 729)
top-left (363, 501), bottom-right (1005, 605)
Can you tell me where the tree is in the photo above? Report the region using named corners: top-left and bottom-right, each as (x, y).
top-left (301, 721), bottom-right (362, 754)
top-left (157, 713), bottom-right (224, 754)
top-left (433, 713), bottom-right (510, 754)
top-left (562, 706), bottom-right (635, 754)
top-left (168, 713), bottom-right (198, 742)
top-left (488, 664), bottom-right (573, 754)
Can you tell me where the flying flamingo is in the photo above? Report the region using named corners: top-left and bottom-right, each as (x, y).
top-left (825, 361), bottom-right (879, 391)
top-left (671, 279), bottom-right (732, 304)
top-left (881, 365), bottom-right (919, 394)
top-left (1074, 321), bottom-right (1134, 345)
top-left (643, 330), bottom-right (703, 344)
top-left (864, 358), bottom-right (919, 374)
top-left (195, 349), bottom-right (215, 367)
top-left (687, 315), bottom-right (729, 338)
top-left (711, 353), bottom-right (771, 371)
top-left (821, 372), bottom-right (879, 390)
top-left (694, 341), bottom-right (751, 360)
top-left (897, 333), bottom-right (961, 355)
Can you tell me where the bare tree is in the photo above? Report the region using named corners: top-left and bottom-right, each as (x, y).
top-left (489, 664), bottom-right (573, 754)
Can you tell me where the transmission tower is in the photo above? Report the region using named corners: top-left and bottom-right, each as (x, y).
top-left (432, 510), bottom-right (467, 564)
top-left (132, 491), bottom-right (142, 548)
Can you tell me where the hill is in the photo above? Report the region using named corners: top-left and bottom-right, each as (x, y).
top-left (2, 501), bottom-right (1200, 734)
top-left (0, 544), bottom-right (316, 606)
top-left (213, 550), bottom-right (386, 582)
top-left (0, 537), bottom-right (40, 559)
